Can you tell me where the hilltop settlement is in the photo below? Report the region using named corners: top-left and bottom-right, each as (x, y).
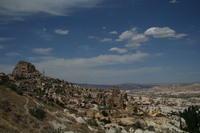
top-left (0, 61), bottom-right (200, 133)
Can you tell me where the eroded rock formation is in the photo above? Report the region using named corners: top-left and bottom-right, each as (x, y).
top-left (12, 61), bottom-right (41, 79)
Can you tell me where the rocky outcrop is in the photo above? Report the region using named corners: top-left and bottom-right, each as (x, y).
top-left (12, 61), bottom-right (41, 79)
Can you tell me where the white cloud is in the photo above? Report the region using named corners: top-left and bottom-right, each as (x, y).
top-left (116, 30), bottom-right (134, 42)
top-left (29, 53), bottom-right (151, 84)
top-left (35, 52), bottom-right (149, 68)
top-left (131, 34), bottom-right (148, 42)
top-left (117, 27), bottom-right (186, 46)
top-left (0, 52), bottom-right (165, 84)
top-left (175, 33), bottom-right (187, 39)
top-left (116, 28), bottom-right (148, 43)
top-left (100, 38), bottom-right (113, 42)
top-left (169, 0), bottom-right (179, 4)
top-left (109, 47), bottom-right (128, 54)
top-left (38, 65), bottom-right (161, 84)
top-left (0, 52), bottom-right (152, 84)
top-left (55, 29), bottom-right (69, 35)
top-left (32, 48), bottom-right (53, 55)
top-left (5, 52), bottom-right (20, 57)
top-left (109, 31), bottom-right (118, 35)
top-left (145, 27), bottom-right (187, 38)
top-left (0, 37), bottom-right (14, 41)
top-left (125, 43), bottom-right (141, 49)
top-left (0, 0), bottom-right (102, 18)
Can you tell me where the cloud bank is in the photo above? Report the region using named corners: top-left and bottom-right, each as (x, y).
top-left (0, 0), bottom-right (102, 18)
top-left (33, 52), bottom-right (150, 83)
top-left (36, 52), bottom-right (149, 68)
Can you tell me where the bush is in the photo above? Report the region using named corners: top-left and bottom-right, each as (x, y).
top-left (2, 82), bottom-right (22, 95)
top-left (134, 121), bottom-right (144, 129)
top-left (101, 110), bottom-right (109, 117)
top-left (87, 119), bottom-right (98, 127)
top-left (29, 107), bottom-right (46, 120)
top-left (180, 105), bottom-right (200, 133)
top-left (100, 119), bottom-right (111, 124)
top-left (147, 125), bottom-right (155, 131)
top-left (3, 82), bottom-right (17, 89)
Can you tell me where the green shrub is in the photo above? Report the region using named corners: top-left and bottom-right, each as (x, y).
top-left (180, 105), bottom-right (200, 133)
top-left (101, 110), bottom-right (108, 117)
top-left (147, 125), bottom-right (155, 131)
top-left (87, 119), bottom-right (98, 127)
top-left (134, 121), bottom-right (144, 129)
top-left (3, 82), bottom-right (17, 89)
top-left (3, 82), bottom-right (22, 95)
top-left (100, 119), bottom-right (111, 124)
top-left (84, 94), bottom-right (92, 99)
top-left (29, 107), bottom-right (46, 120)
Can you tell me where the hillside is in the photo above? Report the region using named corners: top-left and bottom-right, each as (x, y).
top-left (0, 61), bottom-right (193, 133)
top-left (0, 85), bottom-right (94, 133)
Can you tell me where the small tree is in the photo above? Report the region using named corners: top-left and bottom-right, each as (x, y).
top-left (87, 118), bottom-right (98, 127)
top-left (180, 105), bottom-right (200, 133)
top-left (29, 107), bottom-right (46, 120)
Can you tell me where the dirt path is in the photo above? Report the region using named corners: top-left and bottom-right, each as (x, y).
top-left (23, 96), bottom-right (44, 133)
top-left (23, 97), bottom-right (29, 115)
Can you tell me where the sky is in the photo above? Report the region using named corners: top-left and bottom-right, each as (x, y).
top-left (0, 0), bottom-right (200, 84)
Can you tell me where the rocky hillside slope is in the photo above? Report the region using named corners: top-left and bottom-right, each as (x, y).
top-left (0, 61), bottom-right (188, 133)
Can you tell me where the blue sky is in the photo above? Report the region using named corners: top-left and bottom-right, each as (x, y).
top-left (0, 0), bottom-right (200, 84)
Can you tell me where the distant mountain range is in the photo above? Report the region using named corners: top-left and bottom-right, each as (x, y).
top-left (78, 82), bottom-right (200, 90)
top-left (77, 83), bottom-right (158, 90)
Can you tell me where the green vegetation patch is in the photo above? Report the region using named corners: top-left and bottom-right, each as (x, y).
top-left (29, 107), bottom-right (46, 120)
top-left (180, 105), bottom-right (200, 133)
top-left (2, 82), bottom-right (22, 95)
top-left (87, 119), bottom-right (98, 127)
